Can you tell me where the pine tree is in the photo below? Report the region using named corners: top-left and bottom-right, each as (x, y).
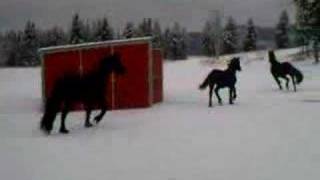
top-left (243, 18), bottom-right (257, 51)
top-left (170, 23), bottom-right (179, 59)
top-left (40, 26), bottom-right (67, 47)
top-left (152, 20), bottom-right (162, 48)
top-left (20, 21), bottom-right (39, 66)
top-left (94, 17), bottom-right (113, 41)
top-left (2, 30), bottom-right (23, 66)
top-left (167, 22), bottom-right (187, 60)
top-left (123, 22), bottom-right (136, 39)
top-left (223, 17), bottom-right (238, 54)
top-left (275, 11), bottom-right (290, 49)
top-left (202, 20), bottom-right (216, 56)
top-left (115, 28), bottom-right (122, 40)
top-left (69, 13), bottom-right (85, 44)
top-left (294, 0), bottom-right (320, 63)
top-left (137, 18), bottom-right (153, 37)
top-left (163, 27), bottom-right (171, 58)
top-left (180, 27), bottom-right (188, 59)
top-left (0, 32), bottom-right (5, 66)
top-left (82, 20), bottom-right (93, 42)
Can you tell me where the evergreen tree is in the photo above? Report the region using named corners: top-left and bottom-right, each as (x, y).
top-left (137, 18), bottom-right (153, 37)
top-left (94, 17), bottom-right (114, 41)
top-left (0, 32), bottom-right (5, 66)
top-left (167, 22), bottom-right (187, 60)
top-left (115, 28), bottom-right (122, 40)
top-left (275, 11), bottom-right (290, 49)
top-left (243, 18), bottom-right (257, 51)
top-left (222, 17), bottom-right (238, 54)
top-left (294, 0), bottom-right (320, 63)
top-left (152, 20), bottom-right (162, 48)
top-left (123, 22), bottom-right (136, 39)
top-left (163, 27), bottom-right (171, 58)
top-left (82, 20), bottom-right (93, 42)
top-left (170, 23), bottom-right (179, 59)
top-left (202, 20), bottom-right (216, 56)
top-left (40, 26), bottom-right (67, 47)
top-left (180, 27), bottom-right (188, 59)
top-left (20, 21), bottom-right (39, 66)
top-left (69, 13), bottom-right (85, 44)
top-left (2, 30), bottom-right (23, 66)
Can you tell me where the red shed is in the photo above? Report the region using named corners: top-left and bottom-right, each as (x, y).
top-left (39, 37), bottom-right (163, 110)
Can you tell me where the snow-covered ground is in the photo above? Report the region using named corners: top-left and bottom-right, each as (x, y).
top-left (1, 49), bottom-right (320, 180)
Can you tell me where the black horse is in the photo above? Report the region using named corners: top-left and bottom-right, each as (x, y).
top-left (40, 53), bottom-right (126, 134)
top-left (199, 57), bottom-right (241, 107)
top-left (268, 50), bottom-right (303, 92)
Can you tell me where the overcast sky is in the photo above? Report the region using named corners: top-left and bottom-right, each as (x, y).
top-left (0, 0), bottom-right (295, 32)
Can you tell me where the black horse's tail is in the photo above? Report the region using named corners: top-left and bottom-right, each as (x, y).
top-left (291, 66), bottom-right (304, 84)
top-left (40, 88), bottom-right (62, 134)
top-left (199, 75), bottom-right (210, 90)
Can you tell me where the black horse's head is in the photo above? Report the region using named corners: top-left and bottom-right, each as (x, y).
top-left (100, 52), bottom-right (126, 75)
top-left (229, 57), bottom-right (241, 71)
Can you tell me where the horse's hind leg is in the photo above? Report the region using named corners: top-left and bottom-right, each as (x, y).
top-left (94, 98), bottom-right (107, 124)
top-left (290, 75), bottom-right (297, 92)
top-left (229, 87), bottom-right (234, 104)
top-left (60, 103), bottom-right (71, 134)
top-left (214, 87), bottom-right (222, 105)
top-left (284, 76), bottom-right (290, 90)
top-left (95, 108), bottom-right (106, 124)
top-left (40, 109), bottom-right (58, 134)
top-left (84, 105), bottom-right (93, 128)
top-left (209, 85), bottom-right (214, 107)
top-left (232, 86), bottom-right (237, 100)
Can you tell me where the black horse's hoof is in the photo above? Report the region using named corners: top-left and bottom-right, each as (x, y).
top-left (85, 123), bottom-right (93, 128)
top-left (40, 127), bottom-right (51, 135)
top-left (94, 117), bottom-right (102, 124)
top-left (40, 124), bottom-right (52, 135)
top-left (59, 129), bottom-right (69, 134)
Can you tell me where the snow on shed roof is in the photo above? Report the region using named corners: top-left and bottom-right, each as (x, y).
top-left (39, 37), bottom-right (152, 54)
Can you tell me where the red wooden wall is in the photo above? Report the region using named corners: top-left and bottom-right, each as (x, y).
top-left (40, 38), bottom-right (163, 111)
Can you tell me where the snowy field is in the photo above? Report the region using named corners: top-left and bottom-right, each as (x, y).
top-left (1, 49), bottom-right (320, 180)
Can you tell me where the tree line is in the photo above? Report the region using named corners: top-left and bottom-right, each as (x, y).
top-left (293, 0), bottom-right (320, 63)
top-left (0, 9), bottom-right (303, 67)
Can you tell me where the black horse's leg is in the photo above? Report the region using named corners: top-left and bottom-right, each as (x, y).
top-left (84, 104), bottom-right (93, 128)
top-left (214, 87), bottom-right (222, 105)
top-left (60, 103), bottom-right (70, 134)
top-left (229, 87), bottom-right (234, 104)
top-left (272, 74), bottom-right (282, 90)
top-left (209, 84), bottom-right (214, 107)
top-left (291, 75), bottom-right (297, 92)
top-left (284, 76), bottom-right (290, 90)
top-left (232, 86), bottom-right (237, 100)
top-left (95, 107), bottom-right (106, 124)
top-left (94, 98), bottom-right (107, 124)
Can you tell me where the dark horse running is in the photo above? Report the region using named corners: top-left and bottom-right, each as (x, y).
top-left (268, 50), bottom-right (303, 92)
top-left (199, 57), bottom-right (241, 107)
top-left (40, 53), bottom-right (126, 134)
